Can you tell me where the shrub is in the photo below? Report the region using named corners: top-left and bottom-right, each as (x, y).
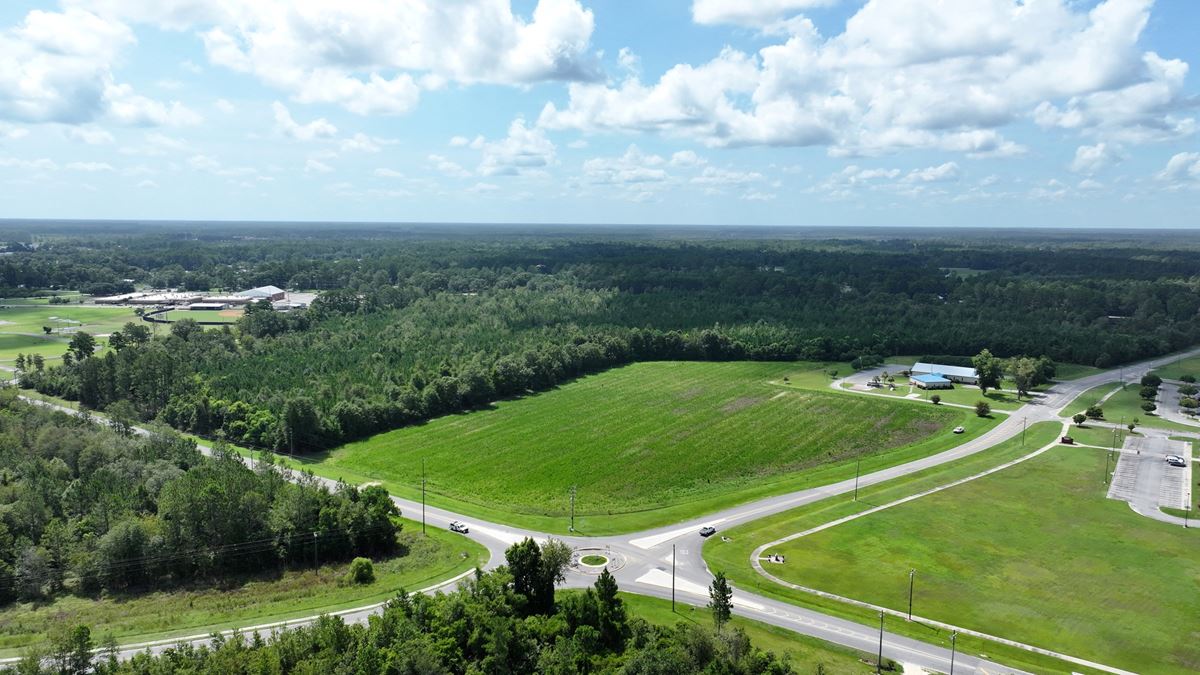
top-left (1140, 374), bottom-right (1162, 388)
top-left (974, 400), bottom-right (991, 417)
top-left (1180, 374), bottom-right (1196, 383)
top-left (1085, 404), bottom-right (1104, 419)
top-left (1073, 413), bottom-right (1086, 426)
top-left (1180, 397), bottom-right (1199, 409)
top-left (344, 557), bottom-right (375, 585)
top-left (1178, 384), bottom-right (1198, 397)
top-left (1139, 385), bottom-right (1158, 400)
top-left (930, 394), bottom-right (941, 405)
top-left (1141, 401), bottom-right (1156, 413)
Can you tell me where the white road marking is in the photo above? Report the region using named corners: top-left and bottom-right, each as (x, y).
top-left (629, 519), bottom-right (726, 549)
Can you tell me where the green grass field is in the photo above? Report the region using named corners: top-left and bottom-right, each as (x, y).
top-left (1064, 382), bottom-right (1198, 433)
top-left (300, 361), bottom-right (982, 534)
top-left (0, 305), bottom-right (143, 364)
top-left (859, 379), bottom-right (1024, 411)
top-left (703, 422), bottom-right (1109, 675)
top-left (1152, 355), bottom-right (1200, 381)
top-left (755, 444), bottom-right (1200, 674)
top-left (0, 519), bottom-right (486, 656)
top-left (155, 309), bottom-right (244, 324)
top-left (617, 593), bottom-right (873, 673)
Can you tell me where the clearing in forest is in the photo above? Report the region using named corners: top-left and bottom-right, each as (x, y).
top-left (310, 361), bottom-right (972, 533)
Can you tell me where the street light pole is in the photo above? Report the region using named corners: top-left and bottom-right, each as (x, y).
top-left (1186, 492), bottom-right (1191, 529)
top-left (876, 611), bottom-right (885, 675)
top-left (421, 458), bottom-right (426, 535)
top-left (907, 569), bottom-right (916, 621)
top-left (569, 485), bottom-right (576, 532)
top-left (1021, 417), bottom-right (1026, 447)
top-left (949, 631), bottom-right (958, 675)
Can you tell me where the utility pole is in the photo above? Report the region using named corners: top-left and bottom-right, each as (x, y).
top-left (421, 458), bottom-right (426, 535)
top-left (569, 485), bottom-right (576, 532)
top-left (907, 569), bottom-right (916, 621)
top-left (671, 544), bottom-right (676, 612)
top-left (313, 531), bottom-right (318, 569)
top-left (1186, 492), bottom-right (1191, 529)
top-left (876, 611), bottom-right (885, 675)
top-left (854, 457), bottom-right (861, 501)
top-left (949, 631), bottom-right (958, 675)
top-left (1021, 417), bottom-right (1026, 447)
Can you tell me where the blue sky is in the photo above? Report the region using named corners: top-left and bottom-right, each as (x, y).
top-left (0, 0), bottom-right (1197, 227)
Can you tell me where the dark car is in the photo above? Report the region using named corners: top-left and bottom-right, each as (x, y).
top-left (699, 526), bottom-right (717, 537)
top-left (449, 521), bottom-right (470, 534)
top-left (1060, 436), bottom-right (1075, 445)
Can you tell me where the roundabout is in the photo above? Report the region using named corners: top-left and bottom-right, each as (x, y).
top-left (572, 547), bottom-right (625, 573)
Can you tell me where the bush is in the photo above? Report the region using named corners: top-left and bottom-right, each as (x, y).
top-left (974, 400), bottom-right (991, 417)
top-left (1141, 401), bottom-right (1156, 413)
top-left (1085, 404), bottom-right (1104, 419)
top-left (1180, 397), bottom-right (1199, 409)
top-left (344, 557), bottom-right (375, 585)
top-left (930, 394), bottom-right (941, 405)
top-left (1073, 413), bottom-right (1087, 426)
top-left (1178, 384), bottom-right (1198, 397)
top-left (1180, 374), bottom-right (1196, 383)
top-left (1140, 373), bottom-right (1162, 388)
top-left (1139, 385), bottom-right (1158, 400)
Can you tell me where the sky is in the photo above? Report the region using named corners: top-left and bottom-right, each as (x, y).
top-left (0, 0), bottom-right (1197, 227)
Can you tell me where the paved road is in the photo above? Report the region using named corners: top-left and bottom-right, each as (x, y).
top-left (12, 344), bottom-right (1200, 672)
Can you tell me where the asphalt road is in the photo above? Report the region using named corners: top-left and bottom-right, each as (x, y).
top-left (12, 345), bottom-right (1200, 672)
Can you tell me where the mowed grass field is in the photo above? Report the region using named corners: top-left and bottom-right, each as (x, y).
top-left (761, 444), bottom-right (1200, 674)
top-left (0, 305), bottom-right (142, 364)
top-left (1064, 382), bottom-right (1198, 433)
top-left (1153, 354), bottom-right (1200, 381)
top-left (308, 361), bottom-right (977, 534)
top-left (0, 518), bottom-right (486, 656)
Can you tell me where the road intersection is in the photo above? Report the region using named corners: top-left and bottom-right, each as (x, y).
top-left (10, 346), bottom-right (1200, 672)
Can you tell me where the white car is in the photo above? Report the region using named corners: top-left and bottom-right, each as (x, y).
top-left (953, 426), bottom-right (966, 434)
top-left (449, 521), bottom-right (470, 534)
top-left (1165, 455), bottom-right (1187, 467)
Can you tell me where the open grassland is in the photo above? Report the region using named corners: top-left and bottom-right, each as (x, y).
top-left (1064, 382), bottom-right (1198, 433)
top-left (617, 593), bottom-right (873, 673)
top-left (0, 519), bottom-right (486, 656)
top-left (1053, 363), bottom-right (1102, 381)
top-left (293, 362), bottom-right (984, 534)
top-left (704, 422), bottom-right (1107, 675)
top-left (155, 308), bottom-right (243, 324)
top-left (1063, 423), bottom-right (1136, 448)
top-left (753, 443), bottom-right (1200, 674)
top-left (0, 292), bottom-right (86, 305)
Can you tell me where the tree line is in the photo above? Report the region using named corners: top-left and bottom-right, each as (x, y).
top-left (0, 392), bottom-right (399, 606)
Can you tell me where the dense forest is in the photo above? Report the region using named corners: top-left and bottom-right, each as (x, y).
top-left (6, 541), bottom-right (801, 675)
top-left (9, 224), bottom-right (1200, 451)
top-left (0, 392), bottom-right (398, 605)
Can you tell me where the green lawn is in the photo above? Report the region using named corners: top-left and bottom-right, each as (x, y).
top-left (1064, 382), bottom-right (1199, 433)
top-left (756, 445), bottom-right (1200, 674)
top-left (859, 380), bottom-right (1024, 411)
top-left (0, 518), bottom-right (486, 656)
top-left (1152, 354), bottom-right (1200, 382)
top-left (617, 593), bottom-right (874, 673)
top-left (155, 309), bottom-right (244, 324)
top-left (703, 422), bottom-right (1109, 675)
top-left (1063, 423), bottom-right (1135, 448)
top-left (277, 361), bottom-right (991, 535)
top-left (1053, 363), bottom-right (1103, 381)
top-left (0, 305), bottom-right (143, 364)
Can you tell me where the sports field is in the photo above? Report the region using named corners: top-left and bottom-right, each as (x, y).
top-left (305, 361), bottom-right (982, 534)
top-left (0, 305), bottom-right (142, 363)
top-left (756, 444), bottom-right (1200, 674)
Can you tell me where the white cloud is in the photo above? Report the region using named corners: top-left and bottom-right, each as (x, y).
top-left (428, 154), bottom-right (471, 178)
top-left (340, 133), bottom-right (392, 153)
top-left (582, 145), bottom-right (668, 185)
top-left (64, 126), bottom-right (114, 144)
top-left (741, 189), bottom-right (777, 201)
top-left (902, 162), bottom-right (960, 183)
top-left (215, 98), bottom-right (235, 113)
top-left (542, 0), bottom-right (1192, 155)
top-left (1070, 143), bottom-right (1121, 174)
top-left (272, 102), bottom-right (337, 141)
top-left (468, 182), bottom-right (500, 193)
top-left (691, 166), bottom-right (765, 186)
top-left (65, 161), bottom-right (114, 172)
top-left (669, 150), bottom-right (706, 167)
top-left (618, 47), bottom-right (640, 75)
top-left (136, 179), bottom-right (158, 189)
top-left (188, 153), bottom-right (257, 178)
top-left (692, 0), bottom-right (836, 27)
top-left (477, 118), bottom-right (556, 176)
top-left (449, 136), bottom-right (471, 147)
top-left (105, 83), bottom-right (202, 126)
top-left (374, 168), bottom-right (405, 178)
top-left (1157, 152), bottom-right (1200, 184)
top-left (1078, 178), bottom-right (1104, 191)
top-left (567, 139), bottom-right (589, 149)
top-left (305, 158), bottom-right (333, 173)
top-left (81, 0), bottom-right (597, 116)
top-left (0, 156), bottom-right (58, 171)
